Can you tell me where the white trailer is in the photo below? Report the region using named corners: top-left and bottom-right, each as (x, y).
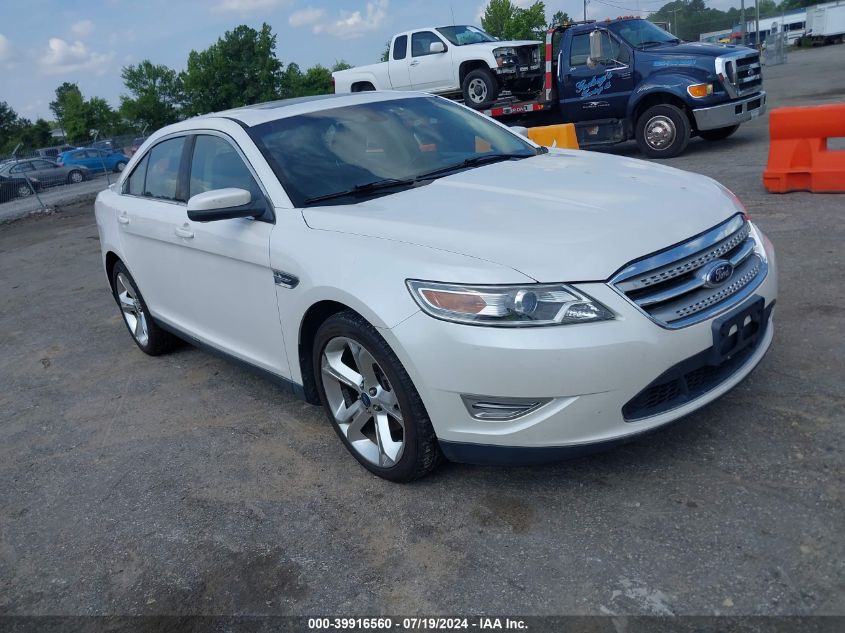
top-left (805, 0), bottom-right (845, 44)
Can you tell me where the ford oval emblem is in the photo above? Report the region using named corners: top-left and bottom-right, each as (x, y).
top-left (702, 260), bottom-right (734, 288)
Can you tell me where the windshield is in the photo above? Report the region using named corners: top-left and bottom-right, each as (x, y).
top-left (436, 25), bottom-right (497, 45)
top-left (250, 96), bottom-right (538, 207)
top-left (608, 19), bottom-right (679, 48)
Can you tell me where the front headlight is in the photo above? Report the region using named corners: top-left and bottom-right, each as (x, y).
top-left (406, 280), bottom-right (614, 327)
top-left (493, 47), bottom-right (517, 67)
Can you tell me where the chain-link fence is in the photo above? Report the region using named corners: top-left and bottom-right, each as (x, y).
top-left (0, 133), bottom-right (147, 216)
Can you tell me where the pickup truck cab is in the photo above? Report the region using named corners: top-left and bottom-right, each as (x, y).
top-left (332, 25), bottom-right (542, 109)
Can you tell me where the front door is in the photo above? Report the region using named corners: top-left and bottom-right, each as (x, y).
top-left (561, 29), bottom-right (634, 123)
top-left (387, 34), bottom-right (412, 89)
top-left (409, 30), bottom-right (454, 92)
top-left (170, 133), bottom-right (289, 377)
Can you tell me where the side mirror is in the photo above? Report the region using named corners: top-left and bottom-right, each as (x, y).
top-left (587, 30), bottom-right (605, 67)
top-left (429, 41), bottom-right (446, 54)
top-left (187, 188), bottom-right (263, 222)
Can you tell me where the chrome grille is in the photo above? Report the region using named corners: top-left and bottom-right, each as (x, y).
top-left (612, 215), bottom-right (768, 328)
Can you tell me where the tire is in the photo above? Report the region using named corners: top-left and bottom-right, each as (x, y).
top-left (115, 161), bottom-right (127, 173)
top-left (635, 103), bottom-right (691, 158)
top-left (699, 125), bottom-right (740, 141)
top-left (67, 170), bottom-right (84, 184)
top-left (313, 310), bottom-right (442, 482)
top-left (462, 68), bottom-right (499, 109)
top-left (16, 183), bottom-right (33, 198)
top-left (111, 261), bottom-right (180, 356)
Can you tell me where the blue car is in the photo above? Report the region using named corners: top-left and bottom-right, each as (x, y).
top-left (58, 148), bottom-right (130, 173)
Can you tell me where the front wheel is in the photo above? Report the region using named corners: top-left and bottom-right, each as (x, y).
top-left (313, 310), bottom-right (442, 482)
top-left (16, 183), bottom-right (33, 198)
top-left (462, 69), bottom-right (499, 109)
top-left (68, 170), bottom-right (84, 184)
top-left (699, 125), bottom-right (740, 141)
top-left (635, 103), bottom-right (691, 158)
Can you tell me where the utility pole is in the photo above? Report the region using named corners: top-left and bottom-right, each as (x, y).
top-left (755, 0), bottom-right (761, 50)
top-left (740, 0), bottom-right (746, 45)
top-left (583, 0), bottom-right (587, 21)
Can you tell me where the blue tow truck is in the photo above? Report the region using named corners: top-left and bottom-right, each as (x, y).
top-left (480, 17), bottom-right (767, 158)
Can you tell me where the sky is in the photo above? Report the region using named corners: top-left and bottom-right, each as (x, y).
top-left (0, 0), bottom-right (744, 121)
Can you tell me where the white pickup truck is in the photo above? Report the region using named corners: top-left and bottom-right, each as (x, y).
top-left (332, 24), bottom-right (542, 109)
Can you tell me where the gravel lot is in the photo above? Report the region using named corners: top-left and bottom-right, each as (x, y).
top-left (1, 45), bottom-right (843, 618)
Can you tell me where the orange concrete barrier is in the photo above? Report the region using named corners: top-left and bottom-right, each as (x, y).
top-left (527, 123), bottom-right (580, 150)
top-left (763, 103), bottom-right (845, 193)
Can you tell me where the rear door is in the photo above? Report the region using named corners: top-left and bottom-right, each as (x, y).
top-left (409, 30), bottom-right (454, 91)
top-left (561, 29), bottom-right (634, 122)
top-left (387, 34), bottom-right (412, 89)
top-left (115, 135), bottom-right (191, 325)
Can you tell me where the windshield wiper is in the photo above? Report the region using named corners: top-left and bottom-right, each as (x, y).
top-left (415, 152), bottom-right (533, 180)
top-left (304, 178), bottom-right (419, 205)
top-left (639, 39), bottom-right (678, 48)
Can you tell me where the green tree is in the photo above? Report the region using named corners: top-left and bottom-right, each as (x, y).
top-left (550, 10), bottom-right (572, 26)
top-left (180, 23), bottom-right (283, 115)
top-left (381, 40), bottom-right (390, 62)
top-left (481, 0), bottom-right (547, 40)
top-left (49, 82), bottom-right (83, 136)
top-left (119, 60), bottom-right (183, 131)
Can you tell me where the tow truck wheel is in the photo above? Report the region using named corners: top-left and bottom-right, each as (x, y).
top-left (699, 125), bottom-right (739, 141)
top-left (462, 69), bottom-right (498, 109)
top-left (635, 104), bottom-right (690, 158)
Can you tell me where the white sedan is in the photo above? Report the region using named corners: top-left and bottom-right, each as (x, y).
top-left (95, 91), bottom-right (777, 481)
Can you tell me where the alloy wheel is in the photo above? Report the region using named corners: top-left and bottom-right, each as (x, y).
top-left (116, 273), bottom-right (149, 346)
top-left (70, 171), bottom-right (83, 183)
top-left (321, 336), bottom-right (405, 467)
top-left (645, 115), bottom-right (677, 150)
top-left (17, 184), bottom-right (32, 197)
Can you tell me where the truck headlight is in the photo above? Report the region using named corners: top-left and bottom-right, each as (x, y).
top-left (493, 47), bottom-right (517, 67)
top-left (406, 280), bottom-right (614, 327)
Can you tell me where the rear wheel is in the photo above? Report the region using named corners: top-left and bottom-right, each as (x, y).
top-left (68, 170), bottom-right (84, 184)
top-left (635, 103), bottom-right (691, 158)
top-left (111, 261), bottom-right (180, 356)
top-left (351, 82), bottom-right (375, 92)
top-left (699, 125), bottom-right (740, 141)
top-left (313, 310), bottom-right (441, 482)
top-left (462, 69), bottom-right (499, 109)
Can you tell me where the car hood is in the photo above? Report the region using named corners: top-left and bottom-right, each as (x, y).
top-left (301, 151), bottom-right (742, 282)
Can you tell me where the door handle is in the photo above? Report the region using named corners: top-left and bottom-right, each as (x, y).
top-left (117, 213), bottom-right (130, 225)
top-left (409, 60), bottom-right (420, 66)
top-left (174, 224), bottom-right (194, 239)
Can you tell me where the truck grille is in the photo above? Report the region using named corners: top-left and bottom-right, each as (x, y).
top-left (611, 215), bottom-right (768, 328)
top-left (734, 55), bottom-right (762, 94)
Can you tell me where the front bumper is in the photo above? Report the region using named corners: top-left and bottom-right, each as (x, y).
top-left (693, 91), bottom-right (767, 131)
top-left (380, 233), bottom-right (778, 464)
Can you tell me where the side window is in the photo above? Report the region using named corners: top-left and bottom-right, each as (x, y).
top-left (33, 160), bottom-right (55, 169)
top-left (570, 34), bottom-right (590, 66)
top-left (393, 35), bottom-right (408, 60)
top-left (126, 152), bottom-right (149, 196)
top-left (144, 137), bottom-right (186, 201)
top-left (189, 135), bottom-right (260, 199)
top-left (601, 31), bottom-right (623, 64)
top-left (411, 31), bottom-right (444, 57)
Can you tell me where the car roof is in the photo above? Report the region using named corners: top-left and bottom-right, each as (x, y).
top-left (190, 91), bottom-right (435, 128)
